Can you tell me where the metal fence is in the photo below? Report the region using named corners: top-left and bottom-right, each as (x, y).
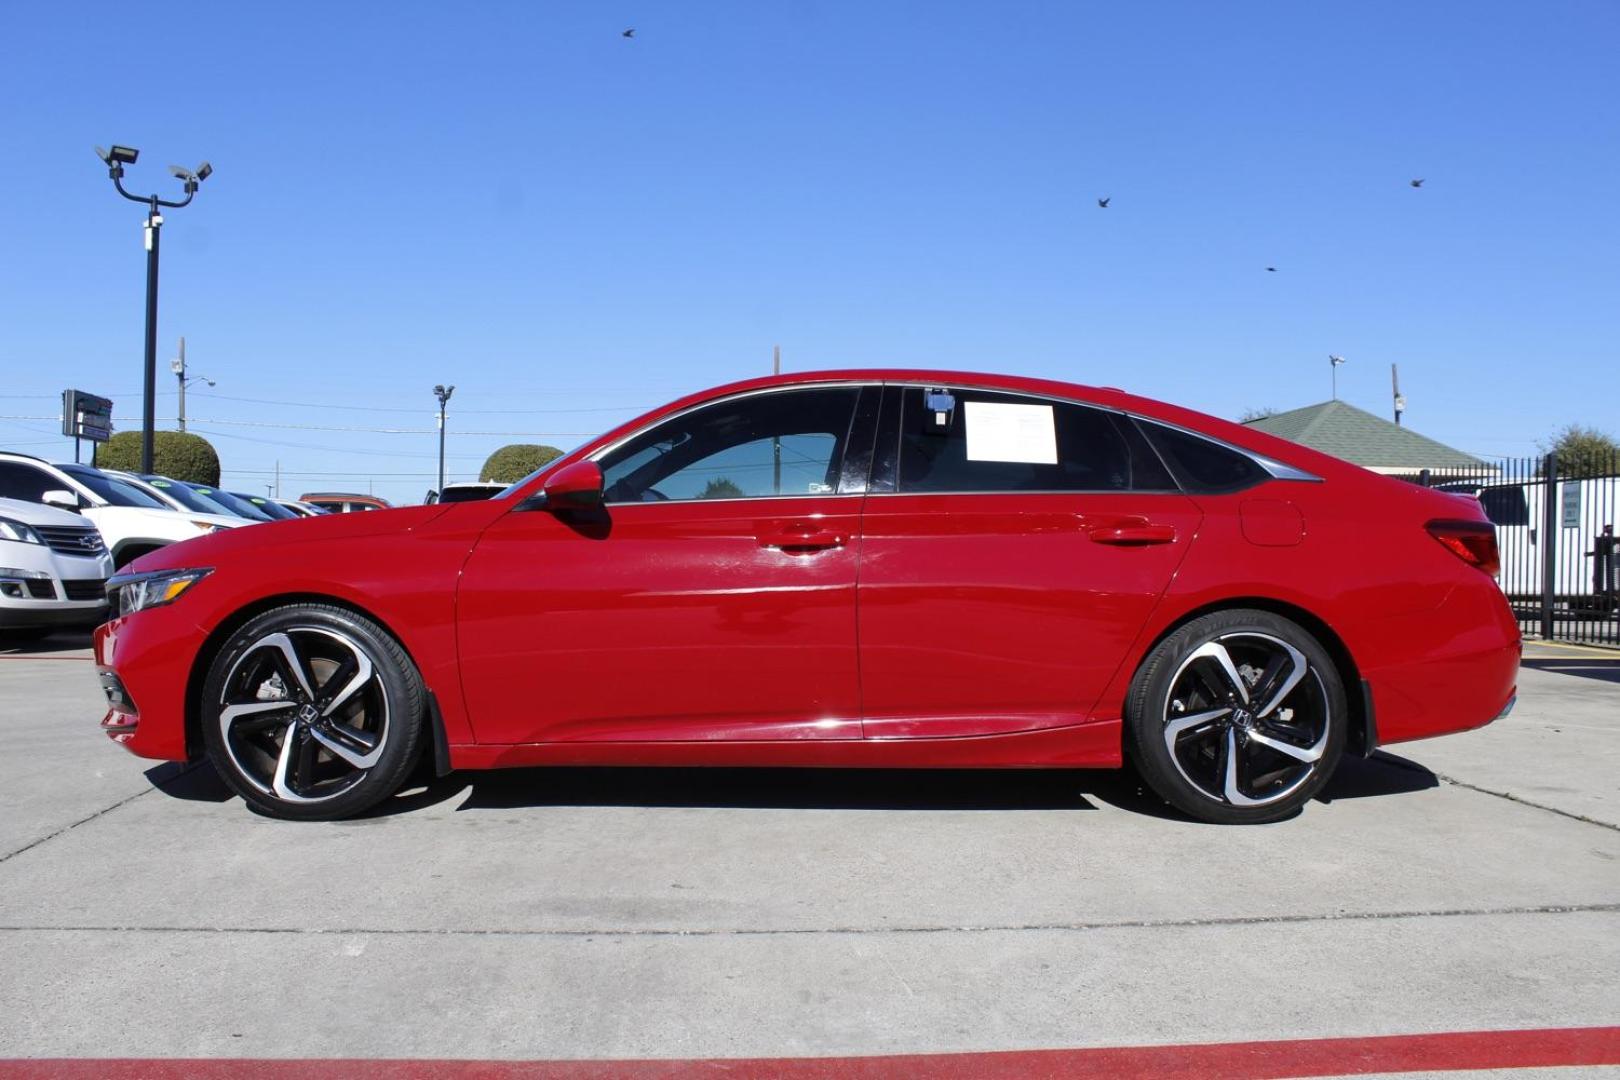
top-left (1397, 453), bottom-right (1619, 646)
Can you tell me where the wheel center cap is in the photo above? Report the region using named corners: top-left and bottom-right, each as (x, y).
top-left (1231, 708), bottom-right (1254, 729)
top-left (297, 704), bottom-right (319, 726)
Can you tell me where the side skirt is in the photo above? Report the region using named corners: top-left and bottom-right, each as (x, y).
top-left (447, 719), bottom-right (1124, 771)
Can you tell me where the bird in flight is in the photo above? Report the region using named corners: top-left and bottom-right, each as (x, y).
top-left (1265, 266), bottom-right (1278, 272)
top-left (622, 28), bottom-right (635, 38)
top-left (1097, 197), bottom-right (1110, 208)
top-left (1410, 178), bottom-right (1424, 188)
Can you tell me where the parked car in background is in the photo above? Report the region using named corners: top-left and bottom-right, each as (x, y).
top-left (106, 472), bottom-right (261, 529)
top-left (0, 495), bottom-right (114, 637)
top-left (275, 499), bottom-right (329, 518)
top-left (299, 492), bottom-right (392, 513)
top-left (1436, 475), bottom-right (1619, 610)
top-left (426, 482), bottom-right (506, 504)
top-left (0, 453), bottom-right (243, 569)
top-left (96, 370), bottom-right (1518, 825)
top-left (232, 494), bottom-right (301, 521)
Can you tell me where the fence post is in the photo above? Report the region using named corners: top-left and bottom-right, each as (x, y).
top-left (1541, 453), bottom-right (1558, 640)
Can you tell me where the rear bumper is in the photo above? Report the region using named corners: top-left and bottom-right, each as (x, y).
top-left (1360, 579), bottom-right (1521, 746)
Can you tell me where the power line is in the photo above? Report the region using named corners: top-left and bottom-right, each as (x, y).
top-left (0, 414), bottom-right (597, 437)
top-left (187, 391), bottom-right (650, 416)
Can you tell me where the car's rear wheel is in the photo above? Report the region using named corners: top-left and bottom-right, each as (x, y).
top-left (1126, 609), bottom-right (1346, 824)
top-left (201, 603), bottom-right (426, 820)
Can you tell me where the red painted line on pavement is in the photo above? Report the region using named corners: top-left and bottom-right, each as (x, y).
top-left (4, 1026), bottom-right (1620, 1079)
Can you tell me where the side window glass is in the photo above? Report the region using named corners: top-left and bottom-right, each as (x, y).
top-left (1140, 421), bottom-right (1268, 494)
top-left (0, 463), bottom-right (55, 502)
top-left (599, 388), bottom-right (861, 503)
top-left (897, 388), bottom-right (1132, 494)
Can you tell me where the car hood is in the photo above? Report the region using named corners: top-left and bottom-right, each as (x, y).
top-left (125, 504), bottom-right (454, 574)
top-left (0, 496), bottom-right (91, 529)
top-left (85, 504), bottom-right (248, 535)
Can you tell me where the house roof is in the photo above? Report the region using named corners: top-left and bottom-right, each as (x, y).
top-left (1243, 400), bottom-right (1484, 470)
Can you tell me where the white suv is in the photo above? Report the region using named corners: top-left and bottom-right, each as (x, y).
top-left (0, 496), bottom-right (115, 635)
top-left (0, 453), bottom-right (247, 570)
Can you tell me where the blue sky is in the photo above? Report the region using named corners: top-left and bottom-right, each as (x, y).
top-left (2, 0), bottom-right (1615, 504)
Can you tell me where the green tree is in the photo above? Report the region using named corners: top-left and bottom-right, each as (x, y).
top-left (97, 431), bottom-right (221, 484)
top-left (698, 477), bottom-right (744, 499)
top-left (1540, 424), bottom-right (1620, 478)
top-left (480, 443), bottom-right (565, 483)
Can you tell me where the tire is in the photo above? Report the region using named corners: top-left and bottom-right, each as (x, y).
top-left (1126, 609), bottom-right (1346, 825)
top-left (201, 603), bottom-right (426, 820)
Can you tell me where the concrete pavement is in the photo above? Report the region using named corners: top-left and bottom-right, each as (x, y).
top-left (0, 635), bottom-right (1616, 1070)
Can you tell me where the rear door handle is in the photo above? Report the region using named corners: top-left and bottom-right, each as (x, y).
top-left (1088, 523), bottom-right (1177, 545)
top-left (758, 524), bottom-right (847, 553)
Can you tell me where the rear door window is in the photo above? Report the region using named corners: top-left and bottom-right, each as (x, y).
top-left (895, 388), bottom-right (1169, 494)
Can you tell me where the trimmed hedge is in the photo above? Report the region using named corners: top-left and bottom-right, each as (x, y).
top-left (480, 443), bottom-right (564, 484)
top-left (97, 430), bottom-right (221, 485)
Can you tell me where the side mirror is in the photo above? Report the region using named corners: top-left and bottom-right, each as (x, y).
top-left (42, 490), bottom-right (81, 512)
top-left (530, 460), bottom-right (603, 511)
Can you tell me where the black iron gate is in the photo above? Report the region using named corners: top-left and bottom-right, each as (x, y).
top-left (1412, 453), bottom-right (1618, 647)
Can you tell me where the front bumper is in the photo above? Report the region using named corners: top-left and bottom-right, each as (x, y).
top-left (94, 604), bottom-right (202, 761)
top-left (0, 598), bottom-right (107, 630)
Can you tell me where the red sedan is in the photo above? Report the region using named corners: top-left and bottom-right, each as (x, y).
top-left (93, 371), bottom-right (1519, 824)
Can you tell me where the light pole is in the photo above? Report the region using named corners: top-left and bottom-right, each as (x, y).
top-left (433, 384), bottom-right (455, 495)
top-left (95, 145), bottom-right (212, 473)
top-left (170, 336), bottom-right (215, 432)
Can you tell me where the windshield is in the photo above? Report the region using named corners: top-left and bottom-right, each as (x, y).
top-left (438, 485), bottom-right (502, 503)
top-left (190, 486), bottom-right (273, 521)
top-left (237, 493), bottom-right (299, 520)
top-left (58, 465), bottom-right (166, 509)
top-left (141, 476), bottom-right (237, 515)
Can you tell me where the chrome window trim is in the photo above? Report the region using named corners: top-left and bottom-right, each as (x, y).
top-left (581, 378), bottom-right (1321, 506)
top-left (590, 381), bottom-right (875, 508)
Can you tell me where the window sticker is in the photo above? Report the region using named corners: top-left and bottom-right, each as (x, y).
top-left (963, 401), bottom-right (1057, 464)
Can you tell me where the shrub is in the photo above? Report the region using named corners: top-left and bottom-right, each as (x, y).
top-left (480, 443), bottom-right (564, 483)
top-left (97, 431), bottom-right (221, 485)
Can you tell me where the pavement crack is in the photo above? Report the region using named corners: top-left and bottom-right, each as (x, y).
top-left (0, 902), bottom-right (1615, 940)
top-left (0, 764), bottom-right (204, 866)
top-left (1435, 774), bottom-right (1619, 833)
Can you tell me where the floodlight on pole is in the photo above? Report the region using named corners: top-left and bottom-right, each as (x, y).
top-left (1328, 355), bottom-right (1346, 401)
top-left (433, 384), bottom-right (456, 495)
top-left (94, 142), bottom-right (212, 472)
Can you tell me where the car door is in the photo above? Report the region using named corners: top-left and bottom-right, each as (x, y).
top-left (456, 384), bottom-right (878, 744)
top-left (856, 385), bottom-right (1203, 737)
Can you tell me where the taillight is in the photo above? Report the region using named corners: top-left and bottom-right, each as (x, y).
top-left (1426, 519), bottom-right (1500, 577)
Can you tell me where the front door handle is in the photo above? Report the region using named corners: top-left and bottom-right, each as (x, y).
top-left (1088, 523), bottom-right (1177, 546)
top-left (758, 524), bottom-right (847, 553)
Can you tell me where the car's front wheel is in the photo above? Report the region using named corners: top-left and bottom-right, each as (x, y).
top-left (201, 603), bottom-right (426, 820)
top-left (1126, 609), bottom-right (1346, 824)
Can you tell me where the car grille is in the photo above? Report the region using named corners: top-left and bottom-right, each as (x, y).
top-left (32, 525), bottom-right (106, 557)
top-left (62, 579), bottom-right (108, 602)
top-left (25, 579), bottom-right (53, 599)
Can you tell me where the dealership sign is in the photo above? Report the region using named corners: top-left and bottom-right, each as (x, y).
top-left (62, 389), bottom-right (114, 442)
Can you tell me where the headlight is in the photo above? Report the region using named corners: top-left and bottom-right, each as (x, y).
top-left (0, 517), bottom-right (45, 545)
top-left (107, 567), bottom-right (212, 617)
top-left (191, 520), bottom-right (229, 534)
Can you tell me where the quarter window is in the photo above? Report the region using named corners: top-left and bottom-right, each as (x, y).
top-left (896, 388), bottom-right (1155, 494)
top-left (599, 388), bottom-right (861, 503)
top-left (1138, 421), bottom-right (1268, 494)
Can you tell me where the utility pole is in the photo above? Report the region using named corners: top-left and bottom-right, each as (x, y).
top-left (1328, 355), bottom-right (1346, 401)
top-left (1391, 364), bottom-right (1406, 426)
top-left (274, 460), bottom-right (281, 498)
top-left (433, 384), bottom-right (455, 495)
top-left (171, 336), bottom-right (214, 432)
top-left (95, 146), bottom-right (212, 472)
